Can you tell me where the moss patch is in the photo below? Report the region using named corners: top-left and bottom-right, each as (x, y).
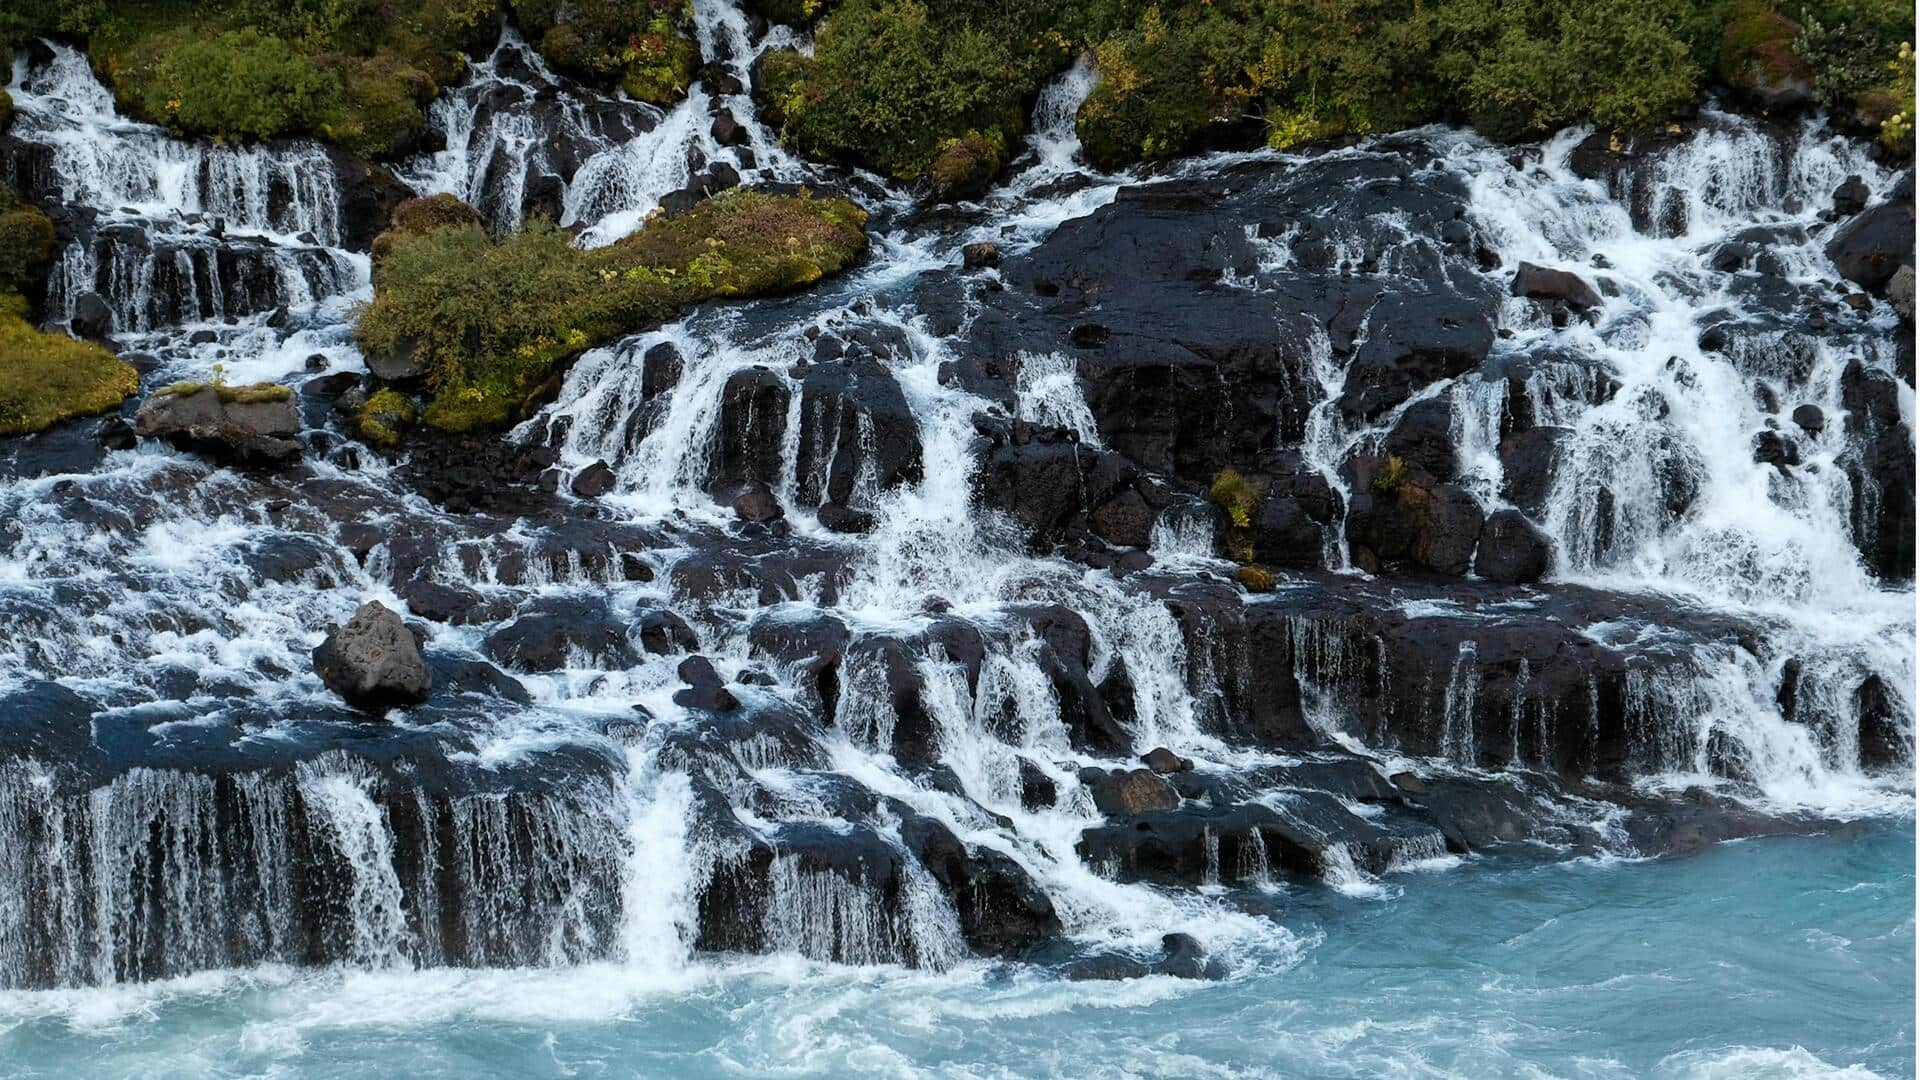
top-left (1232, 564), bottom-right (1277, 592)
top-left (356, 188), bottom-right (869, 432)
top-left (0, 302), bottom-right (140, 436)
top-left (356, 387), bottom-right (417, 446)
top-left (0, 186), bottom-right (55, 300)
top-left (157, 380), bottom-right (294, 403)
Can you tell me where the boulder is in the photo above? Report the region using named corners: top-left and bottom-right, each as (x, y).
top-left (729, 480), bottom-right (784, 523)
top-left (1141, 747), bottom-right (1193, 774)
top-left (1832, 175), bottom-right (1870, 216)
top-left (1826, 197), bottom-right (1915, 292)
top-left (1790, 403), bottom-right (1824, 433)
top-left (674, 654), bottom-right (739, 711)
top-left (69, 292), bottom-right (112, 340)
top-left (962, 241), bottom-right (1001, 269)
top-left (1511, 262), bottom-right (1601, 311)
top-left (1473, 509), bottom-right (1552, 584)
top-left (1889, 265), bottom-right (1915, 323)
top-left (133, 384), bottom-right (301, 463)
top-left (311, 601), bottom-right (432, 712)
top-left (571, 460), bottom-right (617, 498)
top-left (1085, 768), bottom-right (1180, 816)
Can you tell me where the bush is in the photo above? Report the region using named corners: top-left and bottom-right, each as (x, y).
top-left (759, 0), bottom-right (1077, 181)
top-left (1208, 467), bottom-right (1262, 528)
top-left (512, 0), bottom-right (698, 106)
top-left (1431, 0), bottom-right (1704, 140)
top-left (356, 189), bottom-right (869, 431)
top-left (82, 0), bottom-right (497, 156)
top-left (0, 300), bottom-right (140, 436)
top-left (111, 27), bottom-right (343, 142)
top-left (1370, 455), bottom-right (1409, 495)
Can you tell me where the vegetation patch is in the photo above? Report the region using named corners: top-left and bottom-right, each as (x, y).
top-left (355, 188), bottom-right (868, 432)
top-left (755, 0), bottom-right (1107, 183)
top-left (509, 0), bottom-right (698, 106)
top-left (1232, 564), bottom-right (1277, 593)
top-left (7, 0), bottom-right (703, 152)
top-left (1371, 455), bottom-right (1409, 496)
top-left (0, 186), bottom-right (55, 300)
top-left (156, 380), bottom-right (294, 403)
top-left (356, 387), bottom-right (417, 446)
top-left (0, 298), bottom-right (140, 436)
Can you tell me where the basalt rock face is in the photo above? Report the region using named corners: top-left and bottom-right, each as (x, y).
top-left (0, 32), bottom-right (1909, 995)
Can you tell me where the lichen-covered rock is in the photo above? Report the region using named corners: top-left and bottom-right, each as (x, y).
top-left (133, 382), bottom-right (301, 463)
top-left (312, 600), bottom-right (432, 712)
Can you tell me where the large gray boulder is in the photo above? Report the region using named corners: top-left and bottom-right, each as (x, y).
top-left (312, 601), bottom-right (432, 713)
top-left (134, 383), bottom-right (301, 463)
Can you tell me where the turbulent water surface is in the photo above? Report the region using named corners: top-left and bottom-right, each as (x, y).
top-left (0, 2), bottom-right (1913, 1075)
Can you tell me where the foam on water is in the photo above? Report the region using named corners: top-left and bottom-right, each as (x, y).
top-left (0, 10), bottom-right (1910, 1067)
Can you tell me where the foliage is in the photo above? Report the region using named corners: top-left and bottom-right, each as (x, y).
top-left (0, 89), bottom-right (13, 135)
top-left (1431, 0), bottom-right (1704, 140)
top-left (355, 189), bottom-right (868, 431)
top-left (758, 0), bottom-right (1085, 181)
top-left (356, 387), bottom-right (417, 446)
top-left (0, 298), bottom-right (140, 436)
top-left (511, 0), bottom-right (697, 106)
top-left (1793, 0), bottom-right (1916, 149)
top-left (0, 187), bottom-right (55, 299)
top-left (64, 0), bottom-right (495, 157)
top-left (113, 27), bottom-right (343, 142)
top-left (1208, 468), bottom-right (1262, 529)
top-left (1370, 455), bottom-right (1409, 495)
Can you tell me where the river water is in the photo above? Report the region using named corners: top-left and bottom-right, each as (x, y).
top-left (0, 3), bottom-right (1912, 1075)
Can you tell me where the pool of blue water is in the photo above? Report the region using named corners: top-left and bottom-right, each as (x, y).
top-left (2, 820), bottom-right (1910, 1078)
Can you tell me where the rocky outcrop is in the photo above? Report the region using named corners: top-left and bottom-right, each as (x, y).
top-left (134, 384), bottom-right (302, 463)
top-left (1826, 185), bottom-right (1915, 293)
top-left (312, 600), bottom-right (432, 712)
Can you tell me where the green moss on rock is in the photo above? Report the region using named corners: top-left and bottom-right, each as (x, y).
top-left (1719, 0), bottom-right (1816, 106)
top-left (0, 187), bottom-right (55, 299)
top-left (157, 380), bottom-right (293, 404)
top-left (356, 188), bottom-right (869, 432)
top-left (0, 303), bottom-right (140, 436)
top-left (356, 387), bottom-right (418, 447)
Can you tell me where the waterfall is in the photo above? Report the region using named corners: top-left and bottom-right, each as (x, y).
top-left (0, 0), bottom-right (1908, 1002)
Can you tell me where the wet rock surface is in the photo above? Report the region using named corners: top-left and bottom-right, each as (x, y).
top-left (0, 37), bottom-right (1908, 992)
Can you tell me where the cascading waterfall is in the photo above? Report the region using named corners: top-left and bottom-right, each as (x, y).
top-left (0, 0), bottom-right (1909, 1021)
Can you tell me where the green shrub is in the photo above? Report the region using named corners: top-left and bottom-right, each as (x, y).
top-left (511, 0), bottom-right (698, 106)
top-left (356, 189), bottom-right (869, 431)
top-left (1792, 0), bottom-right (1915, 147)
top-left (747, 0), bottom-right (834, 25)
top-left (113, 27), bottom-right (345, 142)
top-left (1208, 468), bottom-right (1262, 529)
top-left (1077, 4), bottom-right (1260, 167)
top-left (760, 0), bottom-right (1077, 182)
top-left (0, 301), bottom-right (140, 436)
top-left (0, 89), bottom-right (13, 135)
top-left (82, 0), bottom-right (497, 156)
top-left (1431, 0), bottom-right (1704, 140)
top-left (1370, 455), bottom-right (1409, 495)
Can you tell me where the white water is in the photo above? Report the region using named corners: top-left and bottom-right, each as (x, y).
top-left (0, 4), bottom-right (1910, 1021)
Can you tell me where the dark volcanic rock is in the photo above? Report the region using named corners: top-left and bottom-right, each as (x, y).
top-left (1511, 262), bottom-right (1601, 311)
top-left (312, 600), bottom-right (432, 712)
top-left (1473, 509), bottom-right (1552, 584)
top-left (1085, 768), bottom-right (1179, 815)
top-left (134, 386), bottom-right (302, 464)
